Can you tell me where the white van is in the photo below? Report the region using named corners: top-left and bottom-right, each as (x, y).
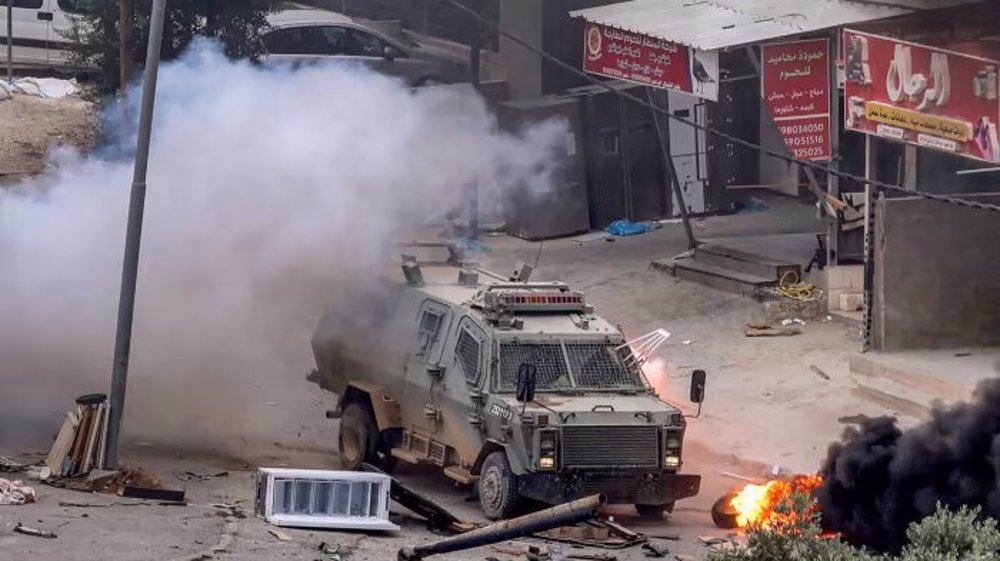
top-left (0, 0), bottom-right (86, 68)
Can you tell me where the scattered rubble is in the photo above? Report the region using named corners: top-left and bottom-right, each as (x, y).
top-left (268, 529), bottom-right (293, 541)
top-left (0, 478), bottom-right (36, 505)
top-left (641, 541), bottom-right (670, 557)
top-left (50, 466), bottom-right (169, 496)
top-left (363, 463), bottom-right (474, 533)
top-left (397, 495), bottom-right (604, 560)
top-left (535, 519), bottom-right (645, 549)
top-left (14, 523), bottom-right (57, 538)
top-left (744, 322), bottom-right (801, 337)
top-left (810, 364), bottom-right (831, 380)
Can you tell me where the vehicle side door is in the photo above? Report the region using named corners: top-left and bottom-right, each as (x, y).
top-left (1, 0), bottom-right (49, 66)
top-left (341, 27), bottom-right (433, 86)
top-left (405, 299), bottom-right (452, 432)
top-left (260, 24), bottom-right (346, 68)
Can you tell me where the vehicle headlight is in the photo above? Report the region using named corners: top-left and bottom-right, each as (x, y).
top-left (538, 429), bottom-right (558, 470)
top-left (664, 454), bottom-right (681, 468)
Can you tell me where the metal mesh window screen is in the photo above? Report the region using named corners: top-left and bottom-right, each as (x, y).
top-left (497, 343), bottom-right (572, 390)
top-left (456, 329), bottom-right (481, 382)
top-left (418, 311), bottom-right (442, 353)
top-left (566, 343), bottom-right (644, 388)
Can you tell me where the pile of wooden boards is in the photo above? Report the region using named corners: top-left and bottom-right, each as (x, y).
top-left (46, 394), bottom-right (109, 477)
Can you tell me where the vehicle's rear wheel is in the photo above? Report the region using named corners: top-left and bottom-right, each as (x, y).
top-left (338, 402), bottom-right (379, 470)
top-left (635, 502), bottom-right (675, 520)
top-left (478, 451), bottom-right (521, 520)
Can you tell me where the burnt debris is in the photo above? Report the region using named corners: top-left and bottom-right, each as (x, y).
top-left (816, 377), bottom-right (1000, 553)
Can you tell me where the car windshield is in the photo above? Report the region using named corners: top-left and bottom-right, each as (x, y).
top-left (494, 340), bottom-right (646, 391)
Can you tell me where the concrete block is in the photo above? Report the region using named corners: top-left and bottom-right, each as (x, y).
top-left (840, 292), bottom-right (864, 312)
top-left (828, 288), bottom-right (845, 310)
top-left (763, 298), bottom-right (827, 321)
top-left (842, 265), bottom-right (864, 290)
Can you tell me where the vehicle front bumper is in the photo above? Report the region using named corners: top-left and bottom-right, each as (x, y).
top-left (517, 469), bottom-right (701, 506)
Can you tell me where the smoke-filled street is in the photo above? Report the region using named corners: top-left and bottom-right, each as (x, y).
top-left (3, 2), bottom-right (1000, 560)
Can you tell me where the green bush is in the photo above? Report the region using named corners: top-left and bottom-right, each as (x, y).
top-left (709, 493), bottom-right (1000, 561)
top-left (900, 505), bottom-right (1000, 561)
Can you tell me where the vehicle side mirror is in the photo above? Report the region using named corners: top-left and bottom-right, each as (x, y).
top-left (383, 45), bottom-right (396, 61)
top-left (690, 369), bottom-right (706, 404)
top-left (516, 363), bottom-right (537, 404)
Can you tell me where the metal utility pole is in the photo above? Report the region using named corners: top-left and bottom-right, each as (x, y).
top-left (6, 0), bottom-right (12, 83)
top-left (119, 0), bottom-right (134, 90)
top-left (467, 32), bottom-right (481, 240)
top-left (104, 0), bottom-right (167, 469)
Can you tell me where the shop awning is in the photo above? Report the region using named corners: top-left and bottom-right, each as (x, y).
top-left (569, 0), bottom-right (981, 51)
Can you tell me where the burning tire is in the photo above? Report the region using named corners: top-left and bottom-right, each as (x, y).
top-left (712, 493), bottom-right (740, 529)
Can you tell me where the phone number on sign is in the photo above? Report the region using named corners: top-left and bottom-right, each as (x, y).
top-left (779, 122), bottom-right (826, 135)
top-left (791, 146), bottom-right (827, 159)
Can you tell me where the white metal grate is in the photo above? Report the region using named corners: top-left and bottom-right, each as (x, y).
top-left (255, 468), bottom-right (398, 531)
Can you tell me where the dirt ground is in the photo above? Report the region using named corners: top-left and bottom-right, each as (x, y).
top-left (7, 194), bottom-right (976, 561)
top-left (0, 94), bottom-right (98, 177)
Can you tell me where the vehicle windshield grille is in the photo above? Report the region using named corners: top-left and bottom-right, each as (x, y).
top-left (497, 343), bottom-right (572, 391)
top-left (496, 341), bottom-right (645, 391)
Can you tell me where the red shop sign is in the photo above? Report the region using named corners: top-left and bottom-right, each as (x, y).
top-left (582, 21), bottom-right (719, 101)
top-left (844, 29), bottom-right (1000, 164)
top-left (761, 38), bottom-right (832, 161)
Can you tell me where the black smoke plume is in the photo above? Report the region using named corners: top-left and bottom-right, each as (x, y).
top-left (816, 377), bottom-right (1000, 553)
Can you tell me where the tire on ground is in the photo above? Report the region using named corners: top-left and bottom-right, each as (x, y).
top-left (712, 494), bottom-right (740, 529)
top-left (478, 450), bottom-right (521, 520)
top-left (338, 402), bottom-right (380, 470)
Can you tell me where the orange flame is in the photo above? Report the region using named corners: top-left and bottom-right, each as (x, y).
top-left (730, 475), bottom-right (823, 528)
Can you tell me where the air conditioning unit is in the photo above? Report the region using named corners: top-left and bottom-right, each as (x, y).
top-left (254, 468), bottom-right (398, 531)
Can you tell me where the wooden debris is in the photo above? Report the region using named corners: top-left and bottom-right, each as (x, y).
top-left (699, 535), bottom-right (728, 546)
top-left (809, 365), bottom-right (831, 381)
top-left (645, 533), bottom-right (681, 541)
top-left (268, 529), bottom-right (293, 541)
top-left (14, 523), bottom-right (57, 538)
top-left (361, 462), bottom-right (471, 533)
top-left (642, 541), bottom-right (670, 557)
top-left (744, 324), bottom-right (801, 337)
top-left (45, 395), bottom-right (109, 477)
top-left (122, 485), bottom-right (186, 503)
top-left (489, 545), bottom-right (525, 556)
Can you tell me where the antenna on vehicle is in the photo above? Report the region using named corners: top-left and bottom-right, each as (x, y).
top-left (532, 240), bottom-right (544, 275)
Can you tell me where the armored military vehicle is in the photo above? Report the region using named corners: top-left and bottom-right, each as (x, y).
top-left (309, 243), bottom-right (705, 519)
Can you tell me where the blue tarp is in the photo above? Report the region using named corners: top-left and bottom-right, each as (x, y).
top-left (606, 219), bottom-right (656, 237)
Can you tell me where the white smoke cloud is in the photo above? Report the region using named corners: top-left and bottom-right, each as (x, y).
top-left (0, 41), bottom-right (567, 447)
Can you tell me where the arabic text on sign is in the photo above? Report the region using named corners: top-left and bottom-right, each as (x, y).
top-left (863, 101), bottom-right (972, 142)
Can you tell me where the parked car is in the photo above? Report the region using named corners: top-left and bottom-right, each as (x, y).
top-left (0, 0), bottom-right (84, 68)
top-left (261, 10), bottom-right (470, 87)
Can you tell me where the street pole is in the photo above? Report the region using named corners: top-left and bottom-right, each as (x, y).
top-left (467, 32), bottom-right (481, 240)
top-left (104, 0), bottom-right (167, 470)
top-left (6, 0), bottom-right (12, 84)
top-left (119, 0), bottom-right (133, 91)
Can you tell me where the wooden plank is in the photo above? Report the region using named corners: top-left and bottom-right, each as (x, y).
top-left (82, 403), bottom-right (105, 473)
top-left (69, 406), bottom-right (94, 475)
top-left (46, 411), bottom-right (79, 475)
top-left (95, 404), bottom-right (110, 470)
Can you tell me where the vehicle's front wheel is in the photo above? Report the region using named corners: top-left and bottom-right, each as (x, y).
top-left (635, 502), bottom-right (675, 520)
top-left (478, 451), bottom-right (521, 520)
top-left (338, 402), bottom-right (379, 470)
